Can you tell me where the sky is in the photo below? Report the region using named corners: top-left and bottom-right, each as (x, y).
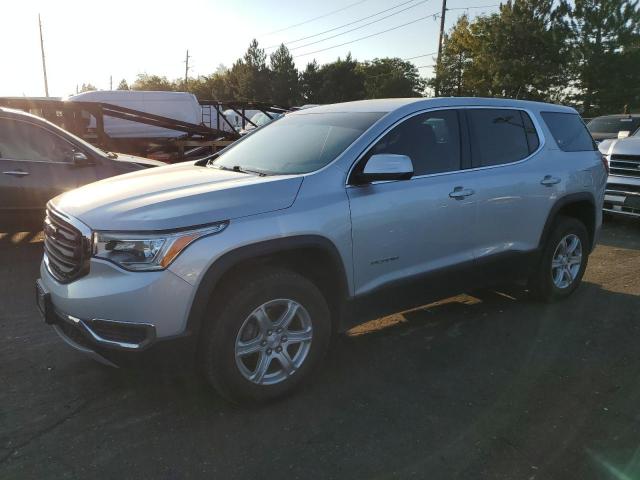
top-left (1, 0), bottom-right (499, 98)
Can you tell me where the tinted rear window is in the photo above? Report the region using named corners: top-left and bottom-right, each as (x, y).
top-left (542, 112), bottom-right (595, 152)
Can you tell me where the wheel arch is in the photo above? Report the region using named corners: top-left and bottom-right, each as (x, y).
top-left (539, 192), bottom-right (597, 253)
top-left (184, 235), bottom-right (351, 338)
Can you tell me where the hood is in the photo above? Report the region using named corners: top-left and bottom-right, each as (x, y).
top-left (602, 136), bottom-right (640, 156)
top-left (52, 162), bottom-right (303, 231)
top-left (112, 153), bottom-right (166, 168)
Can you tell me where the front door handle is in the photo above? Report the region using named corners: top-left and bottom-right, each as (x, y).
top-left (449, 186), bottom-right (475, 199)
top-left (3, 170), bottom-right (30, 177)
top-left (540, 175), bottom-right (561, 186)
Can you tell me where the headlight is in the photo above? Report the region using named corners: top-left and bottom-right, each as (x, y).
top-left (92, 221), bottom-right (228, 271)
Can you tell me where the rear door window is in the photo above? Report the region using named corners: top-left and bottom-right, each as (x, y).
top-left (542, 112), bottom-right (596, 152)
top-left (467, 109), bottom-right (537, 167)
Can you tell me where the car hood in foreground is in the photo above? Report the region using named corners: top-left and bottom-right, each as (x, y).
top-left (52, 162), bottom-right (303, 231)
top-left (113, 153), bottom-right (166, 168)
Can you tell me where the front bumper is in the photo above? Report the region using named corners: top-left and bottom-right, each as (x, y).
top-left (604, 175), bottom-right (640, 218)
top-left (38, 255), bottom-right (198, 365)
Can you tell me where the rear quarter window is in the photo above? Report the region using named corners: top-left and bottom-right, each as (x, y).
top-left (541, 112), bottom-right (596, 152)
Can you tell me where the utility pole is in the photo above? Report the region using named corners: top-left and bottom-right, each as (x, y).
top-left (110, 75), bottom-right (113, 90)
top-left (434, 0), bottom-right (447, 97)
top-left (38, 14), bottom-right (49, 97)
top-left (184, 49), bottom-right (191, 91)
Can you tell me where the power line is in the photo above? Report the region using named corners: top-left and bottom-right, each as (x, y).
top-left (293, 11), bottom-right (440, 59)
top-left (261, 0), bottom-right (373, 37)
top-left (447, 4), bottom-right (499, 11)
top-left (289, 0), bottom-right (430, 52)
top-left (402, 52), bottom-right (438, 61)
top-left (266, 0), bottom-right (422, 49)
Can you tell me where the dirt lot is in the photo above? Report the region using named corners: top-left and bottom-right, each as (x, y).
top-left (1, 217), bottom-right (640, 479)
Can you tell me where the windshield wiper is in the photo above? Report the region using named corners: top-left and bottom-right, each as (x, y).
top-left (105, 151), bottom-right (118, 159)
top-left (212, 164), bottom-right (268, 176)
top-left (232, 166), bottom-right (269, 176)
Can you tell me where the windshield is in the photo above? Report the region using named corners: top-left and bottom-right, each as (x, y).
top-left (212, 112), bottom-right (383, 175)
top-left (587, 116), bottom-right (640, 135)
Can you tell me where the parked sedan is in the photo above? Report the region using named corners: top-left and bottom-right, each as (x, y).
top-left (0, 107), bottom-right (163, 219)
top-left (599, 129), bottom-right (640, 217)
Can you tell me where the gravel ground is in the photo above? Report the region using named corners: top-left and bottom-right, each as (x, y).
top-left (1, 216), bottom-right (639, 480)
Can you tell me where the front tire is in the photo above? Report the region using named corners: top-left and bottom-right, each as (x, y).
top-left (200, 268), bottom-right (331, 404)
top-left (529, 216), bottom-right (589, 302)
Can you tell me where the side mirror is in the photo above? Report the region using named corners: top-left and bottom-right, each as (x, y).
top-left (71, 151), bottom-right (92, 166)
top-left (618, 130), bottom-right (631, 139)
top-left (354, 154), bottom-right (413, 184)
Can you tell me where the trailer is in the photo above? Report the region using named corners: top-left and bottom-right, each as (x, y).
top-left (0, 95), bottom-right (287, 162)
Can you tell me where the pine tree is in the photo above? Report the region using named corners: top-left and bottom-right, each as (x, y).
top-left (270, 44), bottom-right (300, 107)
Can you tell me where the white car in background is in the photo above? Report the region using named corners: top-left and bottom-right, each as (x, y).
top-left (599, 129), bottom-right (640, 217)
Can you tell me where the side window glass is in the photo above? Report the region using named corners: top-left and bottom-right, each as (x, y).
top-left (367, 110), bottom-right (461, 176)
top-left (541, 112), bottom-right (596, 152)
top-left (0, 118), bottom-right (75, 162)
top-left (467, 109), bottom-right (531, 167)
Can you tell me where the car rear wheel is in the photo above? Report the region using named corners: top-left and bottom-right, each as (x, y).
top-left (200, 268), bottom-right (331, 404)
top-left (529, 216), bottom-right (589, 302)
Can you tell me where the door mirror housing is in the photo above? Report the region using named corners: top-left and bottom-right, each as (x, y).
top-left (618, 130), bottom-right (631, 139)
top-left (353, 154), bottom-right (413, 184)
top-left (71, 151), bottom-right (92, 166)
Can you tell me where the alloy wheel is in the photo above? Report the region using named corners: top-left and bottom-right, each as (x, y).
top-left (234, 299), bottom-right (313, 385)
top-left (551, 233), bottom-right (583, 289)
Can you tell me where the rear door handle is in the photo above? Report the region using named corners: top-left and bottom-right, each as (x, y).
top-left (3, 170), bottom-right (30, 177)
top-left (540, 175), bottom-right (561, 186)
top-left (449, 186), bottom-right (475, 199)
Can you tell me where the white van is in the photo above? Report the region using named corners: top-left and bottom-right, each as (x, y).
top-left (67, 90), bottom-right (203, 139)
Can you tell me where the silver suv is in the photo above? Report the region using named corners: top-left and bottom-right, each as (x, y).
top-left (36, 98), bottom-right (607, 403)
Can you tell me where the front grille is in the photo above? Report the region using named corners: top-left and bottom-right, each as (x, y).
top-left (44, 207), bottom-right (90, 283)
top-left (610, 154), bottom-right (640, 178)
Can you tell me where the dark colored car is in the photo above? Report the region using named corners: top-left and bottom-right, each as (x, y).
top-left (587, 114), bottom-right (640, 143)
top-left (0, 107), bottom-right (163, 219)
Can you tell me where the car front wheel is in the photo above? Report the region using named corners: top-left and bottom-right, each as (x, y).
top-left (200, 268), bottom-right (331, 404)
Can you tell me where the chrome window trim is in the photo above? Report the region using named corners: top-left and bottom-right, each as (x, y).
top-left (0, 117), bottom-right (80, 164)
top-left (345, 105), bottom-right (546, 187)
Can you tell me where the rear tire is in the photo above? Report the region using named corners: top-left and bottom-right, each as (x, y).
top-left (529, 216), bottom-right (589, 302)
top-left (200, 268), bottom-right (331, 404)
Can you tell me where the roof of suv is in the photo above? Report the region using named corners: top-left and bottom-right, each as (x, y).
top-left (293, 97), bottom-right (577, 115)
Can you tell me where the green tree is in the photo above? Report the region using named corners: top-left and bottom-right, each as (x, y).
top-left (131, 74), bottom-right (175, 91)
top-left (359, 58), bottom-right (425, 98)
top-left (566, 0), bottom-right (640, 115)
top-left (316, 54), bottom-right (365, 103)
top-left (226, 39), bottom-right (272, 102)
top-left (79, 83), bottom-right (97, 93)
top-left (433, 1), bottom-right (568, 100)
top-left (117, 79), bottom-right (129, 90)
top-left (431, 15), bottom-right (474, 96)
top-left (300, 60), bottom-right (322, 103)
top-left (270, 44), bottom-right (300, 107)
